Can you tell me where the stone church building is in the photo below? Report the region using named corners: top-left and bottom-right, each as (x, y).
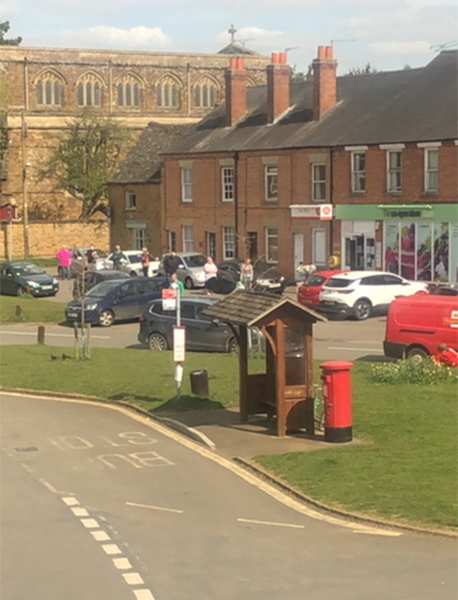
top-left (0, 43), bottom-right (268, 257)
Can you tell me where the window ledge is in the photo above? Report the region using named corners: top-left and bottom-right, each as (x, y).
top-left (420, 190), bottom-right (439, 196)
top-left (384, 191), bottom-right (403, 197)
top-left (125, 207), bottom-right (137, 211)
top-left (349, 191), bottom-right (366, 197)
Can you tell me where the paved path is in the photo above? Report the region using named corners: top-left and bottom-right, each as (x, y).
top-left (1, 392), bottom-right (456, 600)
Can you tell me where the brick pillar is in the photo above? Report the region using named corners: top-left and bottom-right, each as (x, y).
top-left (225, 57), bottom-right (247, 127)
top-left (312, 45), bottom-right (338, 120)
top-left (267, 52), bottom-right (291, 124)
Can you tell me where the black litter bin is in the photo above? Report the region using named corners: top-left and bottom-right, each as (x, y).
top-left (190, 370), bottom-right (209, 396)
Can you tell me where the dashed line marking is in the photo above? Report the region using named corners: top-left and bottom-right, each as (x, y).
top-left (102, 544), bottom-right (122, 555)
top-left (20, 462), bottom-right (33, 473)
top-left (133, 590), bottom-right (156, 600)
top-left (81, 518), bottom-right (99, 529)
top-left (91, 530), bottom-right (111, 542)
top-left (126, 501), bottom-right (183, 514)
top-left (237, 518), bottom-right (305, 529)
top-left (71, 507), bottom-right (89, 517)
top-left (123, 572), bottom-right (144, 585)
top-left (62, 497), bottom-right (79, 506)
top-left (113, 557), bottom-right (132, 570)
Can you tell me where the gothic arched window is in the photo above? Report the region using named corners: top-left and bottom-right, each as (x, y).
top-left (77, 73), bottom-right (103, 107)
top-left (193, 76), bottom-right (219, 108)
top-left (116, 74), bottom-right (142, 108)
top-left (36, 71), bottom-right (63, 106)
top-left (156, 75), bottom-right (182, 109)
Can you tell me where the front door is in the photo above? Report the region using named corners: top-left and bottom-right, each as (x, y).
top-left (293, 233), bottom-right (304, 281)
top-left (247, 232), bottom-right (258, 261)
top-left (206, 232), bottom-right (216, 260)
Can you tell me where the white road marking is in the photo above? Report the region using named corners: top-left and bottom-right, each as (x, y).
top-left (353, 528), bottom-right (403, 537)
top-left (237, 518), bottom-right (305, 529)
top-left (113, 558), bottom-right (132, 570)
top-left (71, 507), bottom-right (89, 517)
top-left (102, 544), bottom-right (122, 555)
top-left (62, 497), bottom-right (79, 506)
top-left (327, 346), bottom-right (383, 353)
top-left (81, 518), bottom-right (99, 529)
top-left (38, 478), bottom-right (72, 495)
top-left (123, 573), bottom-right (144, 585)
top-left (91, 530), bottom-right (111, 542)
top-left (20, 462), bottom-right (33, 473)
top-left (0, 329), bottom-right (110, 339)
top-left (126, 501), bottom-right (183, 514)
top-left (133, 590), bottom-right (156, 600)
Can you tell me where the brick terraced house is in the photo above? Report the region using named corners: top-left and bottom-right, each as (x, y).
top-left (161, 48), bottom-right (458, 283)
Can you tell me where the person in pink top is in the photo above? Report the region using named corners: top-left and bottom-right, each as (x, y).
top-left (56, 245), bottom-right (72, 279)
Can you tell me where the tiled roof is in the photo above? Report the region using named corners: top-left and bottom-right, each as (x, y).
top-left (110, 122), bottom-right (194, 184)
top-left (203, 290), bottom-right (326, 326)
top-left (162, 51), bottom-right (457, 155)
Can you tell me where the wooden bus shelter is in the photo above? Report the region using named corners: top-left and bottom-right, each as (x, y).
top-left (204, 291), bottom-right (326, 437)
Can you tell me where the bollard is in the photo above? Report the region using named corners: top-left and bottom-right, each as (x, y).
top-left (37, 325), bottom-right (45, 345)
top-left (15, 305), bottom-right (22, 317)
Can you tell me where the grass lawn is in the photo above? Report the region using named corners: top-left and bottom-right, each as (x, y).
top-left (0, 344), bottom-right (456, 530)
top-left (0, 295), bottom-right (66, 323)
top-left (27, 257), bottom-right (58, 269)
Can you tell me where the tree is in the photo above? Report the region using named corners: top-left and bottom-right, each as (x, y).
top-left (291, 63), bottom-right (313, 82)
top-left (345, 63), bottom-right (379, 77)
top-left (39, 109), bottom-right (130, 221)
top-left (0, 21), bottom-right (22, 46)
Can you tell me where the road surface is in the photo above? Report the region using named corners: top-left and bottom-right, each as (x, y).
top-left (1, 392), bottom-right (456, 600)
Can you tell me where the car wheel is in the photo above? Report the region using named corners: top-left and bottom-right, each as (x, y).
top-left (148, 333), bottom-right (168, 351)
top-left (98, 310), bottom-right (114, 327)
top-left (406, 346), bottom-right (429, 361)
top-left (228, 338), bottom-right (239, 354)
top-left (184, 277), bottom-right (194, 290)
top-left (353, 299), bottom-right (372, 321)
top-left (130, 271), bottom-right (137, 277)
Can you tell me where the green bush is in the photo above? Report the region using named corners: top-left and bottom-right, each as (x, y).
top-left (371, 358), bottom-right (458, 385)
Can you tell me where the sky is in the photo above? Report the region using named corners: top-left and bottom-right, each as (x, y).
top-left (1, 0), bottom-right (457, 73)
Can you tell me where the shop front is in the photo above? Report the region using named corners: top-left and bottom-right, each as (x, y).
top-left (335, 204), bottom-right (458, 283)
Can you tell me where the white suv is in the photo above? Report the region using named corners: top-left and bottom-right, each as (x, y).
top-left (319, 271), bottom-right (428, 320)
top-left (107, 251), bottom-right (160, 277)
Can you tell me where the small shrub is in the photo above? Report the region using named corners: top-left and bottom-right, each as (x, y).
top-left (371, 358), bottom-right (458, 385)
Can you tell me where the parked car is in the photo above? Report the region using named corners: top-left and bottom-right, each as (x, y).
top-left (384, 294), bottom-right (458, 359)
top-left (138, 297), bottom-right (238, 352)
top-left (65, 276), bottom-right (169, 327)
top-left (72, 269), bottom-right (130, 299)
top-left (0, 261), bottom-right (59, 297)
top-left (160, 252), bottom-right (207, 289)
top-left (427, 282), bottom-right (458, 296)
top-left (70, 248), bottom-right (110, 278)
top-left (107, 250), bottom-right (160, 277)
top-left (297, 270), bottom-right (347, 307)
top-left (318, 271), bottom-right (428, 320)
top-left (214, 260), bottom-right (286, 294)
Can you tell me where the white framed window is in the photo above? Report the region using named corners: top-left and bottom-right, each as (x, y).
top-left (182, 225), bottom-right (194, 252)
top-left (132, 227), bottom-right (146, 250)
top-left (351, 152), bottom-right (366, 193)
top-left (222, 226), bottom-right (235, 259)
top-left (424, 148), bottom-right (439, 192)
top-left (387, 150), bottom-right (402, 193)
top-left (181, 168), bottom-right (193, 203)
top-left (125, 191), bottom-right (137, 210)
top-left (312, 163), bottom-right (326, 202)
top-left (265, 228), bottom-right (278, 263)
top-left (168, 230), bottom-right (176, 252)
top-left (265, 165), bottom-right (278, 202)
top-left (222, 167), bottom-right (235, 202)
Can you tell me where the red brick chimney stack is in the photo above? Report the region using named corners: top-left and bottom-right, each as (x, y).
top-left (267, 51), bottom-right (291, 124)
top-left (225, 57), bottom-right (248, 127)
top-left (312, 45), bottom-right (338, 120)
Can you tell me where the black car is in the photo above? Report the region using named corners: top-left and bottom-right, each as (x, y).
top-left (72, 269), bottom-right (130, 299)
top-left (214, 260), bottom-right (286, 295)
top-left (66, 276), bottom-right (169, 327)
top-left (138, 297), bottom-right (238, 352)
top-left (0, 261), bottom-right (59, 297)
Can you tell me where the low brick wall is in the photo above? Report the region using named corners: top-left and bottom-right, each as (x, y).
top-left (1, 221), bottom-right (110, 259)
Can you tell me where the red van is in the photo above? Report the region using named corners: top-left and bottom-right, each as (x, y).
top-left (384, 294), bottom-right (458, 359)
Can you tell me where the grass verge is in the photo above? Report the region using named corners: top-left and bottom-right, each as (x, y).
top-left (0, 295), bottom-right (66, 323)
top-left (0, 344), bottom-right (456, 530)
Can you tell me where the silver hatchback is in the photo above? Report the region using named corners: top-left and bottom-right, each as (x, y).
top-left (161, 252), bottom-right (207, 289)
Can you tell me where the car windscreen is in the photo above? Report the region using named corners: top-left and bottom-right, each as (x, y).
top-left (183, 255), bottom-right (206, 268)
top-left (325, 278), bottom-right (353, 288)
top-left (13, 264), bottom-right (45, 276)
top-left (126, 255), bottom-right (142, 264)
top-left (303, 275), bottom-right (326, 287)
top-left (86, 280), bottom-right (120, 297)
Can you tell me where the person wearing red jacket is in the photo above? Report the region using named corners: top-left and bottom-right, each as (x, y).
top-left (435, 343), bottom-right (458, 367)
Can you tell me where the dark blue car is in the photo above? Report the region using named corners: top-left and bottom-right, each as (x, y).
top-left (65, 276), bottom-right (169, 327)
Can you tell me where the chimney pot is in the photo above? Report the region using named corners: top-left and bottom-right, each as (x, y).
top-left (278, 52), bottom-right (287, 65)
top-left (271, 52), bottom-right (279, 64)
top-left (236, 57), bottom-right (245, 70)
top-left (317, 46), bottom-right (326, 59)
top-left (325, 46), bottom-right (333, 59)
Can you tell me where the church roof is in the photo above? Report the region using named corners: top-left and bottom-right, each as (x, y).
top-left (217, 42), bottom-right (259, 56)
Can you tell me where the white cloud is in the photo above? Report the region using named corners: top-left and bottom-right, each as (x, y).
top-left (56, 25), bottom-right (171, 49)
top-left (371, 40), bottom-right (431, 55)
top-left (0, 0), bottom-right (20, 18)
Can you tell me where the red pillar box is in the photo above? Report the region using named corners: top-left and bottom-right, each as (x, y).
top-left (319, 361), bottom-right (354, 443)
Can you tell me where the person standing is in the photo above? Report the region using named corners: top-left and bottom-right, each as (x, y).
top-left (163, 251), bottom-right (180, 280)
top-left (141, 248), bottom-right (150, 277)
top-left (86, 245), bottom-right (96, 264)
top-left (204, 256), bottom-right (218, 295)
top-left (56, 245), bottom-right (72, 280)
top-left (170, 273), bottom-right (185, 297)
top-left (111, 245), bottom-right (127, 270)
top-left (240, 257), bottom-right (254, 290)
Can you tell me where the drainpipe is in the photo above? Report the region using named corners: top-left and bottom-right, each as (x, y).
top-left (329, 146), bottom-right (334, 258)
top-left (234, 151), bottom-right (239, 259)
